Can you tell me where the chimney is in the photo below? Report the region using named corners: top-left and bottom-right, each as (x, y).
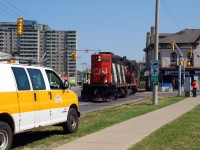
top-left (146, 32), bottom-right (150, 47)
top-left (150, 26), bottom-right (155, 44)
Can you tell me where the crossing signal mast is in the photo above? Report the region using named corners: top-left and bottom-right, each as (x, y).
top-left (170, 40), bottom-right (183, 96)
top-left (17, 18), bottom-right (24, 36)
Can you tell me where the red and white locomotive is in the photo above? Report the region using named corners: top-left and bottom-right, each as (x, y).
top-left (81, 52), bottom-right (138, 101)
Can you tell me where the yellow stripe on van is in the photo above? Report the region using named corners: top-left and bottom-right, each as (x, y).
top-left (0, 92), bottom-right (19, 114)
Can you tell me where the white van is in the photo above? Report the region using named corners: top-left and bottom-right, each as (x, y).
top-left (0, 63), bottom-right (80, 150)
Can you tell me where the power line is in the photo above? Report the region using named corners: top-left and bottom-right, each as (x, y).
top-left (0, 4), bottom-right (16, 19)
top-left (4, 0), bottom-right (32, 20)
top-left (0, 1), bottom-right (20, 18)
top-left (161, 0), bottom-right (182, 31)
top-left (161, 0), bottom-right (192, 48)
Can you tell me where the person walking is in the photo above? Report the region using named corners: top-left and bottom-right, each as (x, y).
top-left (192, 80), bottom-right (198, 97)
top-left (172, 80), bottom-right (175, 91)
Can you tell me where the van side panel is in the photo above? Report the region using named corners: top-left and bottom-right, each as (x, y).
top-left (0, 64), bottom-right (20, 133)
top-left (0, 64), bottom-right (17, 92)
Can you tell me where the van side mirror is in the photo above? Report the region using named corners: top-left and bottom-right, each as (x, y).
top-left (63, 80), bottom-right (69, 89)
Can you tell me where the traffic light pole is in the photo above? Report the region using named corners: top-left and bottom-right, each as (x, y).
top-left (172, 41), bottom-right (183, 96)
top-left (178, 56), bottom-right (182, 96)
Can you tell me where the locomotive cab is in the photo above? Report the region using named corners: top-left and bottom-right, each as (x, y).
top-left (81, 52), bottom-right (138, 101)
top-left (91, 53), bottom-right (112, 84)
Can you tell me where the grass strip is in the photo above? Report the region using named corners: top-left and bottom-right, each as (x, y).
top-left (129, 102), bottom-right (200, 150)
top-left (13, 96), bottom-right (185, 149)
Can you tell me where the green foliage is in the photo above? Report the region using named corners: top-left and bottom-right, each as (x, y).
top-left (140, 69), bottom-right (145, 81)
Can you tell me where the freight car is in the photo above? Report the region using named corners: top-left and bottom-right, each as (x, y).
top-left (81, 52), bottom-right (138, 101)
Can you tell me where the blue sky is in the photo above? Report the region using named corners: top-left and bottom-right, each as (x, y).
top-left (1, 0), bottom-right (200, 70)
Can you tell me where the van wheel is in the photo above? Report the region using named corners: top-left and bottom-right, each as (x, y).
top-left (63, 108), bottom-right (79, 134)
top-left (0, 122), bottom-right (13, 150)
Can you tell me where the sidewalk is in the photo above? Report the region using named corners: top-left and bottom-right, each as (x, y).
top-left (55, 96), bottom-right (200, 150)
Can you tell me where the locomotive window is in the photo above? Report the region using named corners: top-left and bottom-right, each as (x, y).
top-left (102, 59), bottom-right (110, 62)
top-left (92, 58), bottom-right (98, 62)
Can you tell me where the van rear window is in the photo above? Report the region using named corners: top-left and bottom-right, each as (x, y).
top-left (11, 67), bottom-right (30, 91)
top-left (27, 68), bottom-right (46, 90)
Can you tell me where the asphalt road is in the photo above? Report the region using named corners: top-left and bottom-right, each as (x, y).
top-left (71, 87), bottom-right (179, 114)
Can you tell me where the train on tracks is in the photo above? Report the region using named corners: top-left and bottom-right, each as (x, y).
top-left (81, 52), bottom-right (139, 101)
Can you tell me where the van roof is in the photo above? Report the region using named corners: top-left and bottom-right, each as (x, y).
top-left (0, 63), bottom-right (53, 70)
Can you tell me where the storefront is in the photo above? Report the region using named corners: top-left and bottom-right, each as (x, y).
top-left (159, 67), bottom-right (200, 90)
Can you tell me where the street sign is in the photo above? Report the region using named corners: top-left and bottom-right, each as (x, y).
top-left (152, 81), bottom-right (158, 85)
top-left (151, 75), bottom-right (158, 82)
top-left (151, 60), bottom-right (159, 75)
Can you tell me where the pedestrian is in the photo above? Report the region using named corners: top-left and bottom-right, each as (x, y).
top-left (172, 80), bottom-right (175, 91)
top-left (192, 80), bottom-right (198, 97)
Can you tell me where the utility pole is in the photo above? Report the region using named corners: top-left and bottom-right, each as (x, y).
top-left (153, 0), bottom-right (159, 105)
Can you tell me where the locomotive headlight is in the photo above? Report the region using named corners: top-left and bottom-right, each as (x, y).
top-left (98, 56), bottom-right (101, 61)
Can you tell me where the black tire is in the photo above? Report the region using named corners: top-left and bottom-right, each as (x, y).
top-left (121, 89), bottom-right (127, 98)
top-left (0, 121), bottom-right (13, 150)
top-left (63, 108), bottom-right (79, 134)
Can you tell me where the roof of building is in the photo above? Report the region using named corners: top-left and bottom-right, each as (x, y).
top-left (159, 29), bottom-right (200, 43)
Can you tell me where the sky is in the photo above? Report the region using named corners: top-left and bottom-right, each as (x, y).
top-left (1, 0), bottom-right (200, 70)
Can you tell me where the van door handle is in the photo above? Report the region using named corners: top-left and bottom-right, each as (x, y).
top-left (34, 93), bottom-right (37, 101)
top-left (49, 92), bottom-right (52, 100)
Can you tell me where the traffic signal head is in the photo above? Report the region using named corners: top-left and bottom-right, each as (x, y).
top-left (17, 18), bottom-right (24, 36)
top-left (188, 50), bottom-right (192, 58)
top-left (187, 61), bottom-right (191, 66)
top-left (72, 52), bottom-right (76, 60)
top-left (171, 41), bottom-right (174, 50)
top-left (179, 60), bottom-right (183, 66)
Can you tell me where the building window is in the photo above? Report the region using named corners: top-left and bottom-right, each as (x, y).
top-left (170, 52), bottom-right (177, 66)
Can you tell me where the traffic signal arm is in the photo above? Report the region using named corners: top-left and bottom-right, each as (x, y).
top-left (170, 40), bottom-right (183, 57)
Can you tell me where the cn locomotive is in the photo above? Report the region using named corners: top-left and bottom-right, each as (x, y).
top-left (81, 52), bottom-right (138, 101)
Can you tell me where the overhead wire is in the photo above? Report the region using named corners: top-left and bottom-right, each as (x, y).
top-left (1, 0), bottom-right (50, 27)
top-left (161, 0), bottom-right (182, 31)
top-left (161, 0), bottom-right (200, 64)
top-left (4, 0), bottom-right (32, 20)
top-left (0, 1), bottom-right (17, 19)
top-left (0, 0), bottom-right (33, 20)
top-left (161, 0), bottom-right (192, 49)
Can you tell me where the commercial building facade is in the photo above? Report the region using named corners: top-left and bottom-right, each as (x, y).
top-left (0, 20), bottom-right (77, 78)
top-left (144, 27), bottom-right (200, 91)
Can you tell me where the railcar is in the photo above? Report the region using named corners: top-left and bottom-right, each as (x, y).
top-left (81, 52), bottom-right (138, 101)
